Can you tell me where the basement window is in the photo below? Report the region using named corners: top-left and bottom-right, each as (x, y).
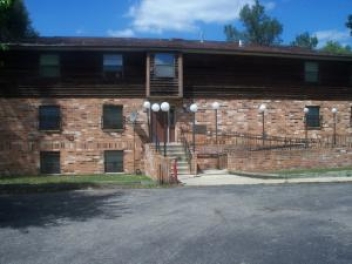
top-left (104, 150), bottom-right (124, 173)
top-left (40, 54), bottom-right (60, 78)
top-left (304, 62), bottom-right (319, 83)
top-left (39, 105), bottom-right (61, 131)
top-left (102, 105), bottom-right (123, 130)
top-left (154, 53), bottom-right (175, 78)
top-left (40, 151), bottom-right (60, 174)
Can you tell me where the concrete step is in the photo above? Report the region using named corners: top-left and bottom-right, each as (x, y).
top-left (149, 143), bottom-right (191, 175)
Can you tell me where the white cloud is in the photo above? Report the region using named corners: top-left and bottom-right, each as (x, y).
top-left (314, 29), bottom-right (350, 47)
top-left (107, 28), bottom-right (136, 37)
top-left (126, 0), bottom-right (254, 34)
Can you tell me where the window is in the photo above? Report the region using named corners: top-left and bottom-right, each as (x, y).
top-left (102, 105), bottom-right (123, 129)
top-left (40, 151), bottom-right (60, 174)
top-left (103, 54), bottom-right (123, 72)
top-left (39, 105), bottom-right (61, 130)
top-left (305, 106), bottom-right (320, 128)
top-left (104, 150), bottom-right (123, 173)
top-left (40, 54), bottom-right (60, 78)
top-left (305, 62), bottom-right (319, 83)
top-left (155, 53), bottom-right (175, 78)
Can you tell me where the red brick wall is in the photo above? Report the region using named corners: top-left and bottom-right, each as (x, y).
top-left (0, 98), bottom-right (148, 176)
top-left (1, 97), bottom-right (352, 176)
top-left (227, 148), bottom-right (352, 173)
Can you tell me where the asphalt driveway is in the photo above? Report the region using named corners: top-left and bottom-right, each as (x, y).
top-left (1, 184), bottom-right (352, 264)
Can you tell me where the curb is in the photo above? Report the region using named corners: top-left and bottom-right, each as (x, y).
top-left (0, 182), bottom-right (159, 194)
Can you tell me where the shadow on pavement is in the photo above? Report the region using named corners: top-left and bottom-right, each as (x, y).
top-left (0, 190), bottom-right (129, 229)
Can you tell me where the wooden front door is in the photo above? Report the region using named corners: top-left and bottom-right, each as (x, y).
top-left (151, 108), bottom-right (176, 143)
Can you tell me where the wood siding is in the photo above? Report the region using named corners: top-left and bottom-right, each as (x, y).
top-left (183, 53), bottom-right (352, 100)
top-left (0, 51), bottom-right (146, 98)
top-left (1, 50), bottom-right (352, 100)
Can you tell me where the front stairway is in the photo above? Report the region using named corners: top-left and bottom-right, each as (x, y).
top-left (165, 143), bottom-right (191, 175)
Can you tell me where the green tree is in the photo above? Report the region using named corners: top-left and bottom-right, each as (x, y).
top-left (291, 32), bottom-right (318, 50)
top-left (346, 14), bottom-right (352, 35)
top-left (320, 41), bottom-right (352, 55)
top-left (224, 0), bottom-right (283, 46)
top-left (0, 0), bottom-right (37, 42)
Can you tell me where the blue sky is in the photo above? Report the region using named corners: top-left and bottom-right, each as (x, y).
top-left (25, 0), bottom-right (352, 47)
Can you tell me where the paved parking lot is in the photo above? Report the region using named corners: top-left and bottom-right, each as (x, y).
top-left (1, 184), bottom-right (352, 264)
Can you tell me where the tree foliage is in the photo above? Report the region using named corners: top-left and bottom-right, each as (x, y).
top-left (291, 32), bottom-right (318, 50)
top-left (0, 0), bottom-right (38, 42)
top-left (346, 14), bottom-right (352, 35)
top-left (224, 0), bottom-right (283, 46)
top-left (320, 41), bottom-right (352, 55)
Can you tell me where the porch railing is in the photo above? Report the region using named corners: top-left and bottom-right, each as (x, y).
top-left (180, 127), bottom-right (192, 167)
top-left (185, 131), bottom-right (352, 154)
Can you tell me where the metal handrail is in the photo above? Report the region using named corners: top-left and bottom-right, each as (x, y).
top-left (180, 127), bottom-right (192, 167)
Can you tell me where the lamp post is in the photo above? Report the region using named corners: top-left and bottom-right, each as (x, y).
top-left (143, 101), bottom-right (151, 142)
top-left (151, 103), bottom-right (160, 152)
top-left (212, 102), bottom-right (220, 145)
top-left (129, 111), bottom-right (138, 174)
top-left (332, 107), bottom-right (338, 146)
top-left (190, 103), bottom-right (198, 152)
top-left (258, 104), bottom-right (266, 145)
top-left (304, 107), bottom-right (309, 148)
top-left (160, 102), bottom-right (170, 157)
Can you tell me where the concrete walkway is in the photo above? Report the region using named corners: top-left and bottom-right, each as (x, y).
top-left (178, 170), bottom-right (352, 186)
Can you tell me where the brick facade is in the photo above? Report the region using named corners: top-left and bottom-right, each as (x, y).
top-left (189, 99), bottom-right (352, 140)
top-left (0, 98), bottom-right (148, 176)
top-left (1, 97), bottom-right (351, 176)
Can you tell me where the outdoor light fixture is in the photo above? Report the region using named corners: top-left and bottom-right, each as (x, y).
top-left (304, 107), bottom-right (309, 148)
top-left (143, 101), bottom-right (151, 141)
top-left (151, 103), bottom-right (160, 112)
top-left (143, 101), bottom-right (151, 109)
top-left (258, 104), bottom-right (266, 113)
top-left (212, 102), bottom-right (220, 145)
top-left (332, 108), bottom-right (338, 146)
top-left (151, 103), bottom-right (160, 152)
top-left (160, 102), bottom-right (170, 157)
top-left (190, 103), bottom-right (198, 152)
top-left (258, 104), bottom-right (266, 145)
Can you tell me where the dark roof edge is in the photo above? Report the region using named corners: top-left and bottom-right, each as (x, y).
top-left (5, 36), bottom-right (352, 61)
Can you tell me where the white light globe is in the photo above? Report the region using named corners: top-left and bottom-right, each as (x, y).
top-left (304, 107), bottom-right (309, 114)
top-left (161, 102), bottom-right (170, 112)
top-left (151, 103), bottom-right (160, 112)
top-left (332, 108), bottom-right (338, 114)
top-left (143, 101), bottom-right (150, 109)
top-left (212, 101), bottom-right (220, 110)
top-left (190, 103), bottom-right (198, 113)
top-left (258, 104), bottom-right (266, 113)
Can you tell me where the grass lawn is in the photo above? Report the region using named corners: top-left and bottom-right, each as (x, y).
top-left (274, 167), bottom-right (352, 178)
top-left (0, 174), bottom-right (153, 185)
top-left (0, 175), bottom-right (156, 193)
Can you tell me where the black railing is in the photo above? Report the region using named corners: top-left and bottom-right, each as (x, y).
top-left (180, 127), bottom-right (192, 167)
top-left (152, 135), bottom-right (161, 153)
top-left (187, 131), bottom-right (352, 154)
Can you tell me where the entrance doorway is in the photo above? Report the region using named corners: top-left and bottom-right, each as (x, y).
top-left (151, 107), bottom-right (176, 143)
